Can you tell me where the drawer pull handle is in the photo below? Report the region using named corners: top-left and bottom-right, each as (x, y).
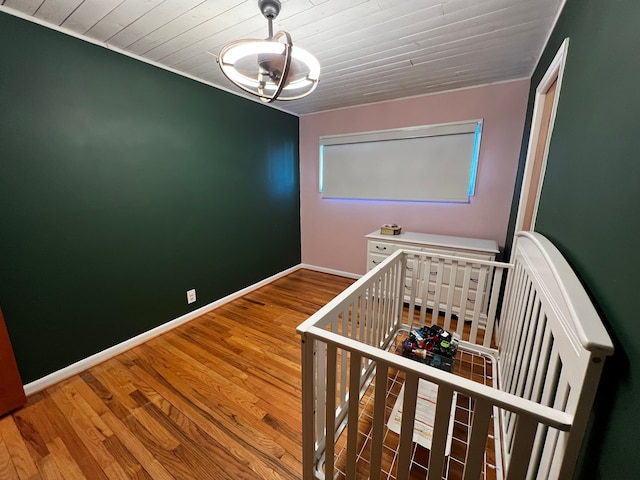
top-left (428, 289), bottom-right (436, 294)
top-left (405, 284), bottom-right (411, 289)
top-left (467, 297), bottom-right (476, 304)
top-left (470, 278), bottom-right (479, 283)
top-left (372, 260), bottom-right (380, 265)
top-left (376, 246), bottom-right (387, 251)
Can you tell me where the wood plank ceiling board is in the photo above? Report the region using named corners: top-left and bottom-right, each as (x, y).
top-left (33, 0), bottom-right (85, 25)
top-left (0, 0), bottom-right (566, 115)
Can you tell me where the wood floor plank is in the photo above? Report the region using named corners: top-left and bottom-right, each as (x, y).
top-left (0, 269), bottom-right (354, 479)
top-left (99, 411), bottom-right (174, 480)
top-left (39, 391), bottom-right (108, 480)
top-left (11, 405), bottom-right (49, 464)
top-left (34, 454), bottom-right (64, 480)
top-left (80, 372), bottom-right (181, 480)
top-left (58, 383), bottom-right (113, 439)
top-left (0, 416), bottom-right (39, 480)
top-left (142, 340), bottom-right (266, 421)
top-left (124, 348), bottom-right (300, 479)
top-left (128, 390), bottom-right (250, 480)
top-left (44, 438), bottom-right (86, 480)
top-left (101, 434), bottom-right (153, 480)
top-left (0, 436), bottom-right (20, 480)
top-left (48, 385), bottom-right (115, 471)
top-left (94, 360), bottom-right (181, 453)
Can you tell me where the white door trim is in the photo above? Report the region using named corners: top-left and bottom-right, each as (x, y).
top-left (514, 38), bottom-right (570, 234)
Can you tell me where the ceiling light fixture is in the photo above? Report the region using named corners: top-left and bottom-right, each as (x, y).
top-left (217, 0), bottom-right (320, 103)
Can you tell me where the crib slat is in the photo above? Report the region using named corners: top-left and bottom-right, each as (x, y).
top-left (394, 258), bottom-right (404, 327)
top-left (383, 269), bottom-right (393, 340)
top-left (419, 257), bottom-right (431, 328)
top-left (324, 344), bottom-right (338, 478)
top-left (430, 258), bottom-right (445, 325)
top-left (386, 264), bottom-right (395, 339)
top-left (407, 253), bottom-right (419, 328)
top-left (443, 261), bottom-right (458, 331)
top-left (340, 311), bottom-right (349, 404)
top-left (504, 278), bottom-right (533, 395)
top-left (514, 295), bottom-right (542, 398)
top-left (469, 264), bottom-right (488, 344)
top-left (365, 284), bottom-right (373, 347)
top-left (511, 336), bottom-right (560, 466)
top-left (463, 397), bottom-right (493, 480)
top-left (396, 373), bottom-right (419, 480)
top-left (377, 276), bottom-right (386, 347)
top-left (523, 309), bottom-right (546, 401)
top-left (369, 362), bottom-right (389, 480)
top-left (509, 287), bottom-right (538, 395)
top-left (456, 264), bottom-right (473, 338)
top-left (350, 301), bottom-right (357, 341)
top-left (427, 384), bottom-right (454, 480)
top-left (380, 272), bottom-right (388, 345)
top-left (500, 263), bottom-right (526, 358)
top-left (538, 367), bottom-right (571, 479)
top-left (483, 265), bottom-right (505, 348)
top-left (505, 415), bottom-right (538, 480)
top-left (372, 279), bottom-right (381, 348)
top-left (496, 262), bottom-right (516, 347)
top-left (346, 351), bottom-right (363, 480)
top-left (358, 292), bottom-right (365, 344)
top-left (501, 271), bottom-right (526, 386)
top-left (316, 340), bottom-right (326, 448)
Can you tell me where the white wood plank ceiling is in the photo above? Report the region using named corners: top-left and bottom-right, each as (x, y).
top-left (1, 0), bottom-right (565, 115)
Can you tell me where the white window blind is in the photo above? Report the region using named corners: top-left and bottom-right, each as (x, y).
top-left (320, 120), bottom-right (482, 203)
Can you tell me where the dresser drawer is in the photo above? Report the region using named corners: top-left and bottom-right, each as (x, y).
top-left (369, 240), bottom-right (394, 255)
top-left (422, 283), bottom-right (483, 311)
top-left (368, 253), bottom-right (388, 270)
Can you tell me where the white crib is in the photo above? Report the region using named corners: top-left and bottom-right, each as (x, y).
top-left (297, 232), bottom-right (614, 480)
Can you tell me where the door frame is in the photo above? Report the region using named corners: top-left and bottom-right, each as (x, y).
top-left (514, 38), bottom-right (570, 234)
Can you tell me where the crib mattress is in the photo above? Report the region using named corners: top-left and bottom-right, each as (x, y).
top-left (330, 332), bottom-right (499, 480)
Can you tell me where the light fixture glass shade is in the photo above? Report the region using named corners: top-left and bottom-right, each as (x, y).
top-left (218, 30), bottom-right (320, 102)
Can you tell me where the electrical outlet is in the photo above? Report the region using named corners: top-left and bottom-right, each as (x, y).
top-left (187, 289), bottom-right (196, 304)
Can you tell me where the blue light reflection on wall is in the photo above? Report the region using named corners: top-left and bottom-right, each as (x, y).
top-left (468, 122), bottom-right (482, 197)
top-left (267, 141), bottom-right (296, 197)
top-left (319, 144), bottom-right (324, 193)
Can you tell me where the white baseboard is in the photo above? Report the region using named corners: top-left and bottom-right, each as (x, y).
top-left (23, 264), bottom-right (302, 396)
top-left (300, 263), bottom-right (361, 279)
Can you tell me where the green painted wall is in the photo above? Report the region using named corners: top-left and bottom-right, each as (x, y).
top-left (507, 0), bottom-right (640, 477)
top-left (0, 12), bottom-right (301, 383)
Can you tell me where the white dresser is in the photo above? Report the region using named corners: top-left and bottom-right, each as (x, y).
top-left (366, 231), bottom-right (499, 321)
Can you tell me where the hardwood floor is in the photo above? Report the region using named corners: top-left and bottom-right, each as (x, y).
top-left (0, 269), bottom-right (354, 480)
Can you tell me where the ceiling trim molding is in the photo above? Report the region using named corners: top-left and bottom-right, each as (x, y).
top-left (300, 77), bottom-right (531, 117)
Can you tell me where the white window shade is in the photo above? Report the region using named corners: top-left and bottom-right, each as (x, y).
top-left (320, 121), bottom-right (482, 203)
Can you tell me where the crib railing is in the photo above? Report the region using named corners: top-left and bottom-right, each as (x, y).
top-left (297, 249), bottom-right (567, 480)
top-left (400, 249), bottom-right (509, 348)
top-left (300, 329), bottom-right (572, 480)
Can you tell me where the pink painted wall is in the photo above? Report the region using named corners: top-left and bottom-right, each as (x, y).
top-left (299, 80), bottom-right (530, 275)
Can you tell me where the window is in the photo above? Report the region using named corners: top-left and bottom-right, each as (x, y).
top-left (319, 120), bottom-right (482, 203)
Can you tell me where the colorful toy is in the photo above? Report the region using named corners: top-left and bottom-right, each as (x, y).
top-left (401, 324), bottom-right (459, 372)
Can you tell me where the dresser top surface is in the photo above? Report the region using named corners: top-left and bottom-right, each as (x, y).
top-left (366, 230), bottom-right (499, 253)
